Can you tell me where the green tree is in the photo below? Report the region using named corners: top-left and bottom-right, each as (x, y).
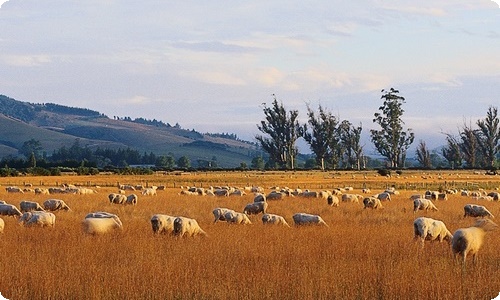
top-left (475, 106), bottom-right (500, 168)
top-left (256, 95), bottom-right (301, 169)
top-left (302, 104), bottom-right (339, 170)
top-left (155, 155), bottom-right (175, 168)
top-left (442, 134), bottom-right (462, 169)
top-left (415, 140), bottom-right (431, 168)
top-left (338, 120), bottom-right (363, 170)
top-left (20, 139), bottom-right (43, 159)
top-left (28, 152), bottom-right (37, 168)
top-left (458, 122), bottom-right (479, 168)
top-left (370, 88), bottom-right (415, 168)
top-left (177, 156), bottom-right (191, 169)
top-left (251, 156), bottom-right (265, 170)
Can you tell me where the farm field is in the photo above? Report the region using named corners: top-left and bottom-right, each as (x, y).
top-left (0, 170), bottom-right (500, 300)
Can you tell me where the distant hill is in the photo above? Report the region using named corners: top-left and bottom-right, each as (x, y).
top-left (0, 95), bottom-right (259, 168)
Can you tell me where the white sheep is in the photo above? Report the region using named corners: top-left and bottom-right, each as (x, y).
top-left (253, 193), bottom-right (266, 203)
top-left (451, 218), bottom-right (498, 266)
top-left (376, 192), bottom-right (392, 201)
top-left (43, 199), bottom-right (71, 211)
top-left (261, 213), bottom-right (290, 227)
top-left (413, 217), bottom-right (452, 248)
top-left (243, 201), bottom-right (268, 215)
top-left (19, 211), bottom-right (56, 227)
top-left (413, 198), bottom-right (438, 213)
top-left (224, 211), bottom-right (252, 225)
top-left (141, 187), bottom-right (157, 196)
top-left (327, 195), bottom-right (340, 207)
top-left (463, 204), bottom-right (494, 219)
top-left (0, 203), bottom-right (22, 217)
top-left (125, 194), bottom-right (138, 205)
top-left (0, 218), bottom-right (4, 233)
top-left (173, 216), bottom-right (207, 237)
top-left (150, 214), bottom-right (176, 234)
top-left (341, 194), bottom-right (362, 203)
top-left (292, 213), bottom-right (328, 227)
top-left (83, 214), bottom-right (123, 235)
top-left (19, 200), bottom-right (45, 213)
top-left (212, 208), bottom-right (235, 223)
top-left (363, 197), bottom-right (383, 209)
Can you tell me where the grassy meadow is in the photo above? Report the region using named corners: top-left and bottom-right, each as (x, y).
top-left (0, 170), bottom-right (500, 299)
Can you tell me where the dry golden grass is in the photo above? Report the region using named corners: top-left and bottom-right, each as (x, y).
top-left (0, 170), bottom-right (500, 299)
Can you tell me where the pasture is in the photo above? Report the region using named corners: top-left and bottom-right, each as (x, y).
top-left (0, 170), bottom-right (500, 299)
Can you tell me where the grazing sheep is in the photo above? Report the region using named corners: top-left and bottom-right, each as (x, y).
top-left (425, 190), bottom-right (439, 200)
top-left (413, 199), bottom-right (438, 213)
top-left (253, 193), bottom-right (266, 203)
top-left (363, 197), bottom-right (383, 209)
top-left (299, 191), bottom-right (319, 198)
top-left (327, 195), bottom-right (340, 207)
top-left (262, 213), bottom-right (290, 227)
top-left (19, 201), bottom-right (45, 213)
top-left (83, 213), bottom-right (123, 234)
top-left (43, 199), bottom-right (71, 211)
top-left (243, 201), bottom-right (268, 215)
top-left (213, 189), bottom-right (229, 197)
top-left (173, 216), bottom-right (207, 237)
top-left (150, 214), bottom-right (176, 234)
top-left (437, 193), bottom-right (448, 201)
top-left (212, 208), bottom-right (235, 223)
top-left (342, 194), bottom-right (362, 203)
top-left (141, 187), bottom-right (157, 196)
top-left (463, 204), bottom-right (494, 219)
top-left (224, 211), bottom-right (252, 225)
top-left (34, 187), bottom-right (50, 195)
top-left (0, 204), bottom-right (22, 217)
top-left (413, 217), bottom-right (452, 248)
top-left (451, 218), bottom-right (498, 266)
top-left (487, 192), bottom-right (499, 201)
top-left (109, 193), bottom-right (126, 204)
top-left (19, 211), bottom-right (56, 227)
top-left (292, 213), bottom-right (328, 227)
top-left (125, 194), bottom-right (138, 205)
top-left (266, 191), bottom-right (286, 200)
top-left (5, 186), bottom-right (24, 193)
top-left (0, 218), bottom-right (4, 233)
top-left (376, 192), bottom-right (392, 201)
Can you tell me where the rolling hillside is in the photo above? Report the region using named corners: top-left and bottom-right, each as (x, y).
top-left (0, 95), bottom-right (258, 167)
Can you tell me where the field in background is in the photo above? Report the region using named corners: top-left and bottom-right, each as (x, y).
top-left (0, 170), bottom-right (499, 299)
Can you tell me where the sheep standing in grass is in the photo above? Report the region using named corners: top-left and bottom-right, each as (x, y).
top-left (151, 214), bottom-right (176, 234)
top-left (0, 204), bottom-right (22, 217)
top-left (413, 199), bottom-right (438, 213)
top-left (413, 217), bottom-right (453, 248)
top-left (173, 216), bottom-right (207, 237)
top-left (43, 199), bottom-right (71, 211)
top-left (83, 212), bottom-right (123, 234)
top-left (243, 201), bottom-right (268, 215)
top-left (363, 197), bottom-right (383, 209)
top-left (463, 204), bottom-right (494, 219)
top-left (451, 218), bottom-right (498, 266)
top-left (327, 195), bottom-right (340, 207)
top-left (212, 208), bottom-right (235, 223)
top-left (19, 211), bottom-right (56, 227)
top-left (224, 211), bottom-right (252, 225)
top-left (292, 213), bottom-right (328, 227)
top-left (262, 213), bottom-right (290, 227)
top-left (125, 194), bottom-right (138, 205)
top-left (19, 201), bottom-right (45, 213)
top-left (0, 218), bottom-right (4, 233)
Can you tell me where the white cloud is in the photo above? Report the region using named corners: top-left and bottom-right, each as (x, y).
top-left (491, 1), bottom-right (500, 8)
top-left (0, 1), bottom-right (8, 9)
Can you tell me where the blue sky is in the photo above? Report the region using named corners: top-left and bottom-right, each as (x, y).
top-left (0, 1), bottom-right (498, 153)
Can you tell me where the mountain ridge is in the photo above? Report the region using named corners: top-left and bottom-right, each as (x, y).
top-left (0, 94), bottom-right (258, 167)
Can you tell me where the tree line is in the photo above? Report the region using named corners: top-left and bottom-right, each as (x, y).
top-left (256, 89), bottom-right (499, 170)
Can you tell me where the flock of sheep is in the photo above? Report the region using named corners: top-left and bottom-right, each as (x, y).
top-left (1, 183), bottom-right (500, 268)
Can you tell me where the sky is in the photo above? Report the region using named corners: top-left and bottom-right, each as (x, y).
top-left (0, 1), bottom-right (499, 155)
